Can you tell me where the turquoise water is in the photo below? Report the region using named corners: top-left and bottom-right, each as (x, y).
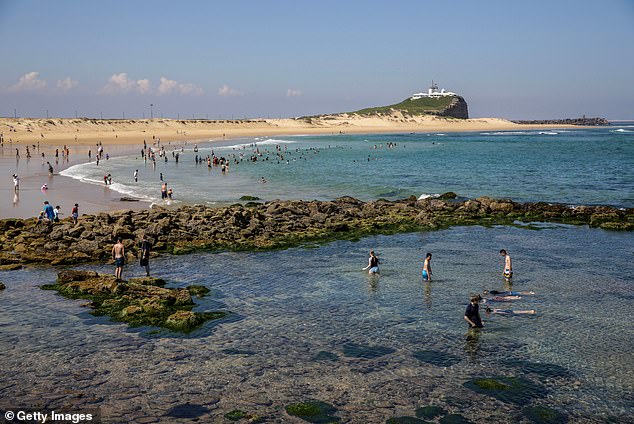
top-left (60, 126), bottom-right (634, 207)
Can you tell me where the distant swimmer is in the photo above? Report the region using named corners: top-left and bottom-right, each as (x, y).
top-left (500, 249), bottom-right (513, 281)
top-left (260, 177), bottom-right (267, 183)
top-left (41, 184), bottom-right (48, 191)
top-left (362, 250), bottom-right (380, 274)
top-left (47, 161), bottom-right (54, 175)
top-left (422, 252), bottom-right (432, 281)
top-left (464, 295), bottom-right (483, 328)
top-left (134, 169), bottom-right (138, 182)
top-left (12, 174), bottom-right (19, 191)
top-left (485, 307), bottom-right (536, 316)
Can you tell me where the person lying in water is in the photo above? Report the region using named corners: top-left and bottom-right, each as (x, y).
top-left (485, 307), bottom-right (536, 315)
top-left (482, 295), bottom-right (522, 302)
top-left (483, 290), bottom-right (535, 296)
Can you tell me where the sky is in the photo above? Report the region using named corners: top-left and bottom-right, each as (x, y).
top-left (0, 0), bottom-right (633, 120)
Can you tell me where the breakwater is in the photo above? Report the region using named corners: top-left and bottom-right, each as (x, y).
top-left (1, 195), bottom-right (631, 268)
top-left (511, 117), bottom-right (609, 126)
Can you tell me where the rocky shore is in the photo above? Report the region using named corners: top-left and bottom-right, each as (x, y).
top-left (0, 195), bottom-right (632, 269)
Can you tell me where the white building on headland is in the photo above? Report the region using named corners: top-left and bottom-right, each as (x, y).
top-left (411, 81), bottom-right (456, 100)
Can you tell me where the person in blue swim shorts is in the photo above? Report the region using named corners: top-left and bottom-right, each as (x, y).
top-left (362, 250), bottom-right (380, 274)
top-left (422, 252), bottom-right (432, 281)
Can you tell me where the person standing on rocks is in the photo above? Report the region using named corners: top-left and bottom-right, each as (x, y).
top-left (112, 238), bottom-right (125, 281)
top-left (500, 249), bottom-right (513, 281)
top-left (362, 250), bottom-right (380, 274)
top-left (71, 203), bottom-right (79, 225)
top-left (139, 235), bottom-right (151, 277)
top-left (43, 201), bottom-right (55, 221)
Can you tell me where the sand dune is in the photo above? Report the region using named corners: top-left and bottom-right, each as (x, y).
top-left (0, 114), bottom-right (572, 147)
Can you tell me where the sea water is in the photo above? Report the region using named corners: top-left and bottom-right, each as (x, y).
top-left (2, 126), bottom-right (633, 422)
top-left (59, 126), bottom-right (634, 208)
top-left (0, 226), bottom-right (632, 421)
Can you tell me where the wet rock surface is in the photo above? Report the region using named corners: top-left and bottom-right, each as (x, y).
top-left (1, 195), bottom-right (631, 267)
top-left (41, 270), bottom-right (225, 332)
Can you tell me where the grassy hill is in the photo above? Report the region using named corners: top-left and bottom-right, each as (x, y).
top-left (354, 96), bottom-right (457, 116)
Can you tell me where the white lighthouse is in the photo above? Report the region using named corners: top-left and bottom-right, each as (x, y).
top-left (411, 81), bottom-right (456, 100)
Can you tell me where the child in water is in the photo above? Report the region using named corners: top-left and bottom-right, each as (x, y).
top-left (362, 250), bottom-right (380, 274)
top-left (464, 295), bottom-right (483, 328)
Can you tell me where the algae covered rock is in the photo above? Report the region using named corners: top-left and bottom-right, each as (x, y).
top-left (463, 376), bottom-right (546, 404)
top-left (186, 285), bottom-right (210, 297)
top-left (523, 406), bottom-right (567, 424)
top-left (128, 276), bottom-right (166, 287)
top-left (43, 271), bottom-right (226, 332)
top-left (415, 406), bottom-right (446, 420)
top-left (285, 401), bottom-right (338, 423)
top-left (439, 414), bottom-right (472, 424)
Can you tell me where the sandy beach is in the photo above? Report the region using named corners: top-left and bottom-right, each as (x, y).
top-left (0, 115), bottom-right (578, 219)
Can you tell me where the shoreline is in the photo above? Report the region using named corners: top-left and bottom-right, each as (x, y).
top-left (1, 116), bottom-right (586, 220)
top-left (1, 116), bottom-right (581, 148)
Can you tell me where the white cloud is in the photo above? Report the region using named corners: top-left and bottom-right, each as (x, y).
top-left (158, 76), bottom-right (203, 95)
top-left (99, 73), bottom-right (151, 94)
top-left (286, 88), bottom-right (302, 97)
top-left (218, 84), bottom-right (242, 97)
top-left (56, 77), bottom-right (79, 91)
top-left (8, 72), bottom-right (47, 92)
top-left (158, 77), bottom-right (178, 94)
top-left (136, 79), bottom-right (151, 94)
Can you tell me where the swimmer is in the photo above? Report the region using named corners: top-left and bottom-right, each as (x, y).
top-left (422, 252), bottom-right (432, 281)
top-left (362, 250), bottom-right (380, 274)
top-left (41, 183), bottom-right (48, 191)
top-left (482, 295), bottom-right (522, 303)
top-left (485, 307), bottom-right (536, 316)
top-left (484, 290), bottom-right (535, 296)
top-left (500, 249), bottom-right (513, 280)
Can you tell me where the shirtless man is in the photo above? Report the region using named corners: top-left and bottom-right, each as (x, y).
top-left (112, 238), bottom-right (125, 281)
top-left (422, 252), bottom-right (432, 281)
top-left (500, 249), bottom-right (512, 281)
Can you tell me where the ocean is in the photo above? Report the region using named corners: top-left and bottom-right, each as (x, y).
top-left (59, 125), bottom-right (634, 208)
top-left (1, 125), bottom-right (633, 422)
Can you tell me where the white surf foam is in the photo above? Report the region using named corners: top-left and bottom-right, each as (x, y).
top-left (418, 193), bottom-right (440, 200)
top-left (612, 128), bottom-right (634, 133)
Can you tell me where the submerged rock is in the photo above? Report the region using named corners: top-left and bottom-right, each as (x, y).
top-left (415, 406), bottom-right (446, 420)
top-left (523, 406), bottom-right (568, 424)
top-left (0, 282), bottom-right (5, 290)
top-left (42, 270), bottom-right (226, 332)
top-left (342, 342), bottom-right (396, 359)
top-left (463, 376), bottom-right (546, 404)
top-left (285, 401), bottom-right (338, 423)
top-left (386, 417), bottom-right (430, 424)
top-left (412, 350), bottom-right (461, 367)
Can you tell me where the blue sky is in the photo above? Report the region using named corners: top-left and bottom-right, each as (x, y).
top-left (1, 0), bottom-right (633, 119)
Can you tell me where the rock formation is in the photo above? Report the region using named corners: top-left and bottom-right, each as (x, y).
top-left (0, 195), bottom-right (631, 269)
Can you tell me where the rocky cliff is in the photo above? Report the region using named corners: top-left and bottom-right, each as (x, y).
top-left (353, 95), bottom-right (469, 119)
